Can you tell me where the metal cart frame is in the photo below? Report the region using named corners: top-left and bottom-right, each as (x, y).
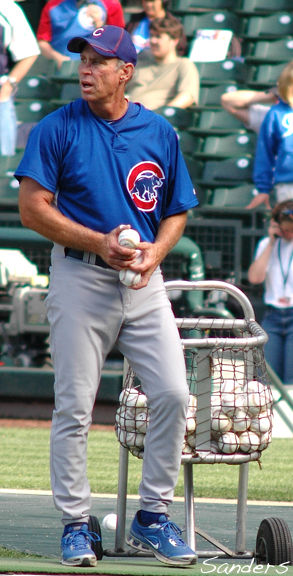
top-left (101, 281), bottom-right (293, 565)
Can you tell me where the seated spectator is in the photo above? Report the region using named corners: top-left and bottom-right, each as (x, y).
top-left (246, 61), bottom-right (293, 210)
top-left (221, 87), bottom-right (278, 134)
top-left (126, 14), bottom-right (199, 111)
top-left (37, 0), bottom-right (125, 69)
top-left (248, 200), bottom-right (293, 384)
top-left (0, 1), bottom-right (40, 156)
top-left (126, 0), bottom-right (186, 55)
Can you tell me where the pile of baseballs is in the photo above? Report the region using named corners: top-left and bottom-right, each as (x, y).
top-left (115, 379), bottom-right (273, 458)
top-left (115, 387), bottom-right (197, 458)
top-left (211, 379), bottom-right (273, 454)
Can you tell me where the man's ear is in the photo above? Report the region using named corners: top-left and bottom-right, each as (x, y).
top-left (121, 62), bottom-right (135, 83)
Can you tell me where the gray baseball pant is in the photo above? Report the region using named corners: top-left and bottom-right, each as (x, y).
top-left (46, 244), bottom-right (189, 525)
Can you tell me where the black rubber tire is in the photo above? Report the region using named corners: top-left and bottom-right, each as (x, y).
top-left (88, 515), bottom-right (103, 560)
top-left (255, 517), bottom-right (293, 566)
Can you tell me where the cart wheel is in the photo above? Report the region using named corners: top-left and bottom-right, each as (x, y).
top-left (255, 517), bottom-right (293, 565)
top-left (88, 515), bottom-right (103, 560)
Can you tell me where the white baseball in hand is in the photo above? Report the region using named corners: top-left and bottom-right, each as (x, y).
top-left (118, 228), bottom-right (140, 248)
top-left (119, 268), bottom-right (141, 287)
top-left (118, 229), bottom-right (142, 286)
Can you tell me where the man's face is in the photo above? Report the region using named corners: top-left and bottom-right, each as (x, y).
top-left (150, 31), bottom-right (177, 60)
top-left (78, 44), bottom-right (123, 103)
top-left (142, 0), bottom-right (164, 19)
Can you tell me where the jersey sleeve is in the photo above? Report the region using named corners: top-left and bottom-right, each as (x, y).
top-left (163, 124), bottom-right (199, 217)
top-left (254, 236), bottom-right (270, 260)
top-left (253, 108), bottom-right (278, 195)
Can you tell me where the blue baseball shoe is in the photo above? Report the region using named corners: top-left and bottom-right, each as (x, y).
top-left (61, 522), bottom-right (100, 566)
top-left (127, 512), bottom-right (197, 566)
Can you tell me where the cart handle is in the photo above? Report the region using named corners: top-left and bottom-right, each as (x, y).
top-left (165, 280), bottom-right (255, 321)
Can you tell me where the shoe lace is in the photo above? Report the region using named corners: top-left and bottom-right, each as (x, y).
top-left (65, 528), bottom-right (101, 550)
top-left (160, 521), bottom-right (186, 546)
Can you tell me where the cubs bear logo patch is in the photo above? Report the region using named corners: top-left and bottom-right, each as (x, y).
top-left (127, 161), bottom-right (165, 212)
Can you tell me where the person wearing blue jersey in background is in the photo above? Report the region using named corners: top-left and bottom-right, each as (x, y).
top-left (16, 25), bottom-right (198, 568)
top-left (246, 61), bottom-right (293, 210)
top-left (37, 0), bottom-right (125, 69)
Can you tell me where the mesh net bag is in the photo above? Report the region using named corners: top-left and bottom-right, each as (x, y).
top-left (115, 316), bottom-right (273, 461)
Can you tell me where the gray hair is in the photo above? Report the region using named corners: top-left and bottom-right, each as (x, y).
top-left (116, 59), bottom-right (126, 70)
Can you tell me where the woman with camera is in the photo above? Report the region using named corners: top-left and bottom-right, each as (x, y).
top-left (248, 200), bottom-right (293, 384)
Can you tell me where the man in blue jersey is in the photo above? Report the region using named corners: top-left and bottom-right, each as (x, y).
top-left (16, 25), bottom-right (198, 568)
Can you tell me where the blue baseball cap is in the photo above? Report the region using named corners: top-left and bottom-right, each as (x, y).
top-left (67, 25), bottom-right (137, 66)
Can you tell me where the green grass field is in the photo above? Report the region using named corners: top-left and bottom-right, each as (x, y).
top-left (0, 426), bottom-right (292, 501)
top-left (0, 547), bottom-right (40, 559)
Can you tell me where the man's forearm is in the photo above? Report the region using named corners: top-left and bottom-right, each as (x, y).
top-left (154, 212), bottom-right (187, 264)
top-left (168, 92), bottom-right (195, 109)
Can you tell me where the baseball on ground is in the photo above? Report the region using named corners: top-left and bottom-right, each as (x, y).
top-left (102, 513), bottom-right (117, 531)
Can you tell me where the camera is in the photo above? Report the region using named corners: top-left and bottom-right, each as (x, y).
top-left (0, 250), bottom-right (50, 367)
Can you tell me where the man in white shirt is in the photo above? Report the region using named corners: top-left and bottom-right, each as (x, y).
top-left (0, 0), bottom-right (40, 155)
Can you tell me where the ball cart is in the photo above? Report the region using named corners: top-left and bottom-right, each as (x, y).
top-left (90, 280), bottom-right (293, 565)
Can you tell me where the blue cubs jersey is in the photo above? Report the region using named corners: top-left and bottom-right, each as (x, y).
top-left (15, 100), bottom-right (198, 242)
top-left (254, 99), bottom-right (293, 195)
